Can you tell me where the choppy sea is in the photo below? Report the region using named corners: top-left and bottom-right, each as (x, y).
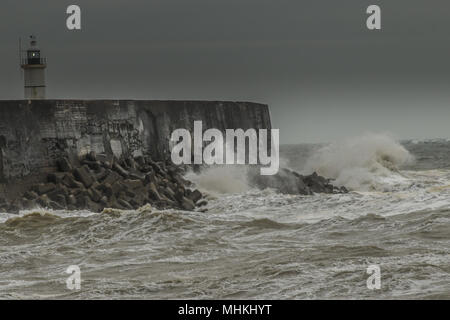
top-left (1, 134), bottom-right (449, 299)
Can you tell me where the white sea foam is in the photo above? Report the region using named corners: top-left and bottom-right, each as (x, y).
top-left (303, 133), bottom-right (415, 191)
top-left (184, 166), bottom-right (251, 195)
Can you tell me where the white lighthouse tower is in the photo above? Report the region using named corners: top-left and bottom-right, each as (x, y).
top-left (20, 35), bottom-right (46, 99)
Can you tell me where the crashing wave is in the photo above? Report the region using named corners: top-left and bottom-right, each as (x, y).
top-left (303, 133), bottom-right (414, 191)
top-left (184, 166), bottom-right (251, 195)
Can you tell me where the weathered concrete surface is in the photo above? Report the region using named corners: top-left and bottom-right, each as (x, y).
top-left (0, 100), bottom-right (271, 181)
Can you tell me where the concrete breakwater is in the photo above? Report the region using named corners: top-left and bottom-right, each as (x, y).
top-left (0, 99), bottom-right (345, 213)
top-left (0, 99), bottom-right (271, 212)
top-left (0, 100), bottom-right (272, 181)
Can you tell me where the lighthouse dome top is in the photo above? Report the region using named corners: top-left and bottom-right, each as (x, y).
top-left (28, 35), bottom-right (40, 50)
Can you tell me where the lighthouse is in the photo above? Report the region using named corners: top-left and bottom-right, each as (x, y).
top-left (20, 35), bottom-right (46, 99)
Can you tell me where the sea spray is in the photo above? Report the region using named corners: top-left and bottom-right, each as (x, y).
top-left (185, 164), bottom-right (345, 195)
top-left (184, 166), bottom-right (251, 195)
top-left (303, 133), bottom-right (414, 191)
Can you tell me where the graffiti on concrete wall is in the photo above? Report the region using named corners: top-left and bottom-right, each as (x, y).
top-left (53, 102), bottom-right (144, 159)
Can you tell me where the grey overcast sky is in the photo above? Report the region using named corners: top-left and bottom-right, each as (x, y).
top-left (1, 0), bottom-right (450, 143)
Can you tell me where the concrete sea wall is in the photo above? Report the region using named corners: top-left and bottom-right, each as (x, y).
top-left (0, 100), bottom-right (272, 181)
